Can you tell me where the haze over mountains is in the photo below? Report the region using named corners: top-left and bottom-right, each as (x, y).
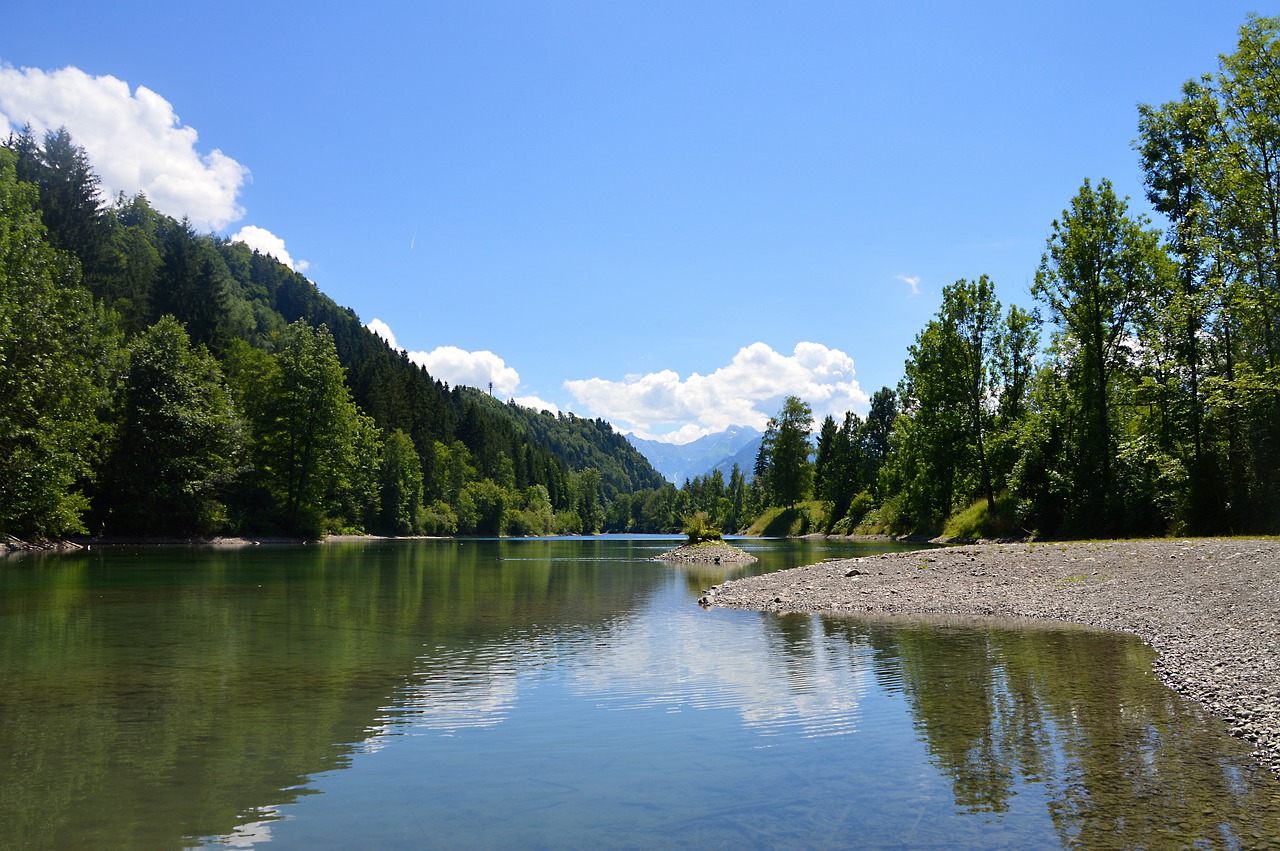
top-left (626, 427), bottom-right (762, 484)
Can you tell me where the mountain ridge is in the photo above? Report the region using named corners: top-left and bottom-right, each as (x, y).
top-left (626, 426), bottom-right (762, 483)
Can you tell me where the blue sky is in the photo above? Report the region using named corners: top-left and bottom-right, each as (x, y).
top-left (1, 2), bottom-right (1265, 442)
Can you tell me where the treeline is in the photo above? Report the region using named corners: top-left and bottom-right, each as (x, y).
top-left (0, 133), bottom-right (664, 540)
top-left (877, 15), bottom-right (1280, 538)
top-left (632, 15), bottom-right (1280, 540)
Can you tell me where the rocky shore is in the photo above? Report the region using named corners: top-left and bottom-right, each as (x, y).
top-left (656, 541), bottom-right (758, 564)
top-left (703, 538), bottom-right (1280, 774)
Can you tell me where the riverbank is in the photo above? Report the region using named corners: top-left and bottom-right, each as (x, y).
top-left (1, 532), bottom-right (442, 555)
top-left (703, 538), bottom-right (1280, 774)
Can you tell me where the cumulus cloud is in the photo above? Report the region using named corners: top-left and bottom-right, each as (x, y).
top-left (366, 318), bottom-right (400, 350)
top-left (564, 342), bottom-right (870, 444)
top-left (365, 318), bottom-right (525, 398)
top-left (0, 65), bottom-right (248, 230)
top-left (231, 225), bottom-right (308, 272)
top-left (409, 345), bottom-right (520, 396)
top-left (512, 395), bottom-right (561, 415)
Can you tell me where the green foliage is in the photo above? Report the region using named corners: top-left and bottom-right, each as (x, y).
top-left (828, 491), bottom-right (877, 536)
top-left (1133, 14), bottom-right (1280, 534)
top-left (420, 500), bottom-right (458, 536)
top-left (682, 511), bottom-right (723, 544)
top-left (0, 128), bottom-right (667, 540)
top-left (233, 321), bottom-right (371, 536)
top-left (885, 277), bottom-right (1037, 535)
top-left (764, 396), bottom-right (814, 510)
top-left (0, 147), bottom-right (115, 538)
top-left (103, 316), bottom-right (244, 535)
top-left (378, 428), bottom-right (424, 535)
top-left (574, 467), bottom-right (603, 534)
top-left (941, 494), bottom-right (1021, 540)
top-left (15, 25), bottom-right (1280, 547)
top-left (1032, 178), bottom-right (1168, 534)
top-left (746, 501), bottom-right (825, 537)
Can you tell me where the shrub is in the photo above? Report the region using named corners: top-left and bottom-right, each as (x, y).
top-left (683, 511), bottom-right (723, 544)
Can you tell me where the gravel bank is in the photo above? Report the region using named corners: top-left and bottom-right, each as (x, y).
top-left (656, 542), bottom-right (758, 564)
top-left (704, 538), bottom-right (1280, 774)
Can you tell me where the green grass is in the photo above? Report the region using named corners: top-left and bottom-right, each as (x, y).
top-left (942, 493), bottom-right (1021, 540)
top-left (745, 501), bottom-right (827, 537)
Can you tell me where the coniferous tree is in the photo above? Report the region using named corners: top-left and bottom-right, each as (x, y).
top-left (766, 396), bottom-right (814, 510)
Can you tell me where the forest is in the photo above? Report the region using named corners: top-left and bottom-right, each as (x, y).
top-left (624, 15), bottom-right (1280, 540)
top-left (3, 15), bottom-right (1278, 543)
top-left (0, 128), bottom-right (665, 541)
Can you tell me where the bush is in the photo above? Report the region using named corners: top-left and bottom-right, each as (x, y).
top-left (420, 500), bottom-right (458, 536)
top-left (683, 511), bottom-right (723, 544)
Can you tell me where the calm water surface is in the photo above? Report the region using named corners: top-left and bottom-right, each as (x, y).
top-left (3, 536), bottom-right (1279, 849)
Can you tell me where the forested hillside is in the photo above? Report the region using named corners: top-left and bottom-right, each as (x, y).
top-left (0, 132), bottom-right (664, 540)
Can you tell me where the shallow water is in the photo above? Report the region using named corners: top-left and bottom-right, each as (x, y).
top-left (2, 537), bottom-right (1278, 849)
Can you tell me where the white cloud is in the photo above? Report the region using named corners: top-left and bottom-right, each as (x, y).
top-left (365, 318), bottom-right (523, 397)
top-left (0, 65), bottom-right (248, 230)
top-left (231, 225), bottom-right (308, 272)
top-left (512, 395), bottom-right (560, 415)
top-left (896, 274), bottom-right (921, 296)
top-left (408, 346), bottom-right (520, 396)
top-left (366, 318), bottom-right (399, 350)
top-left (565, 342), bottom-right (870, 444)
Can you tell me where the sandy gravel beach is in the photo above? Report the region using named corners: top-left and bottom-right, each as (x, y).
top-left (704, 538), bottom-right (1280, 774)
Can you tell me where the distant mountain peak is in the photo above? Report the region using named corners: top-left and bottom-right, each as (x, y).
top-left (625, 425), bottom-right (762, 483)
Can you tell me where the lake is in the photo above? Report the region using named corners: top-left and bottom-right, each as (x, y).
top-left (3, 536), bottom-right (1279, 849)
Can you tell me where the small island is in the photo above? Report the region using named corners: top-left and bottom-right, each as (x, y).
top-left (656, 512), bottom-right (757, 564)
top-left (656, 540), bottom-right (758, 564)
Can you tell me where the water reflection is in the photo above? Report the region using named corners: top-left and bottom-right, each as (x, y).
top-left (827, 615), bottom-right (1280, 847)
top-left (2, 539), bottom-right (1278, 849)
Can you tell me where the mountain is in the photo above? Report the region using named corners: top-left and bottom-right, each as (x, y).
top-left (626, 426), bottom-right (762, 483)
top-left (1, 128), bottom-right (666, 538)
top-left (708, 435), bottom-right (765, 483)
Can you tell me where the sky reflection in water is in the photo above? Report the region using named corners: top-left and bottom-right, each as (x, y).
top-left (2, 538), bottom-right (1278, 849)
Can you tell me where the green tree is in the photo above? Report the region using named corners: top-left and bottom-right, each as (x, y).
top-left (726, 462), bottom-right (747, 532)
top-left (0, 148), bottom-right (116, 538)
top-left (575, 467), bottom-right (603, 533)
top-left (155, 219), bottom-right (232, 348)
top-left (893, 315), bottom-right (969, 530)
top-left (5, 126), bottom-right (107, 276)
top-left (103, 316), bottom-right (244, 534)
top-left (765, 396), bottom-right (814, 509)
top-left (812, 414), bottom-right (840, 504)
top-left (246, 321), bottom-right (367, 536)
top-left (1032, 178), bottom-right (1168, 531)
top-left (1136, 15), bottom-right (1280, 530)
top-left (379, 428), bottom-right (424, 535)
top-left (860, 387), bottom-right (898, 494)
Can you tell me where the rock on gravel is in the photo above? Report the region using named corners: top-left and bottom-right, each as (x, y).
top-left (703, 538), bottom-right (1280, 775)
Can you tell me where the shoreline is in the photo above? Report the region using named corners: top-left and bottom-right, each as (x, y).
top-left (655, 541), bottom-right (758, 564)
top-left (1, 532), bottom-right (445, 554)
top-left (703, 538), bottom-right (1280, 774)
